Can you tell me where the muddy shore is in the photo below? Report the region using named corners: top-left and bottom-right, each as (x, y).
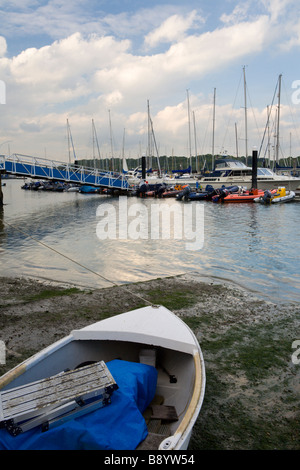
top-left (0, 274), bottom-right (299, 450)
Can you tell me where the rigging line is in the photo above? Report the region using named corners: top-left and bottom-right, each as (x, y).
top-left (200, 103), bottom-right (213, 156)
top-left (258, 78), bottom-right (278, 158)
top-left (3, 220), bottom-right (154, 307)
top-left (220, 70), bottom-right (243, 154)
top-left (246, 88), bottom-right (262, 143)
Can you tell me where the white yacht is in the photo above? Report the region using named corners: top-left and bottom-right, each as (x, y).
top-left (198, 159), bottom-right (300, 190)
top-left (127, 170), bottom-right (199, 188)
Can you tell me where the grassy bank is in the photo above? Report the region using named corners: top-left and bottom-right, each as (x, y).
top-left (0, 275), bottom-right (299, 450)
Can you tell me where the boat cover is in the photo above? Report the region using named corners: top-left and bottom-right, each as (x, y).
top-left (0, 359), bottom-right (157, 450)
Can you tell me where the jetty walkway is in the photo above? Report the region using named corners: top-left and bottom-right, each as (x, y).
top-left (0, 153), bottom-right (130, 191)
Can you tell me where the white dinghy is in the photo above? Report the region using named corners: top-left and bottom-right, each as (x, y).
top-left (0, 305), bottom-right (205, 451)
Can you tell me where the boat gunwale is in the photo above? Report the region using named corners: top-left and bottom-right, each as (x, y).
top-left (159, 348), bottom-right (205, 450)
top-left (0, 335), bottom-right (73, 391)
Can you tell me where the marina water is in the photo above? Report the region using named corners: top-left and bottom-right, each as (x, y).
top-left (1, 179), bottom-right (299, 304)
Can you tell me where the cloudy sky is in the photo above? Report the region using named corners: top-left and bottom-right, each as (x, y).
top-left (0, 0), bottom-right (300, 165)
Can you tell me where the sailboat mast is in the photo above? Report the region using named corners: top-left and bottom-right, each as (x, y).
top-left (92, 119), bottom-right (101, 169)
top-left (235, 122), bottom-right (239, 158)
top-left (122, 128), bottom-right (128, 173)
top-left (193, 111), bottom-right (198, 173)
top-left (67, 118), bottom-right (71, 163)
top-left (187, 89), bottom-right (192, 173)
top-left (147, 100), bottom-right (161, 177)
top-left (147, 100), bottom-right (151, 170)
top-left (150, 116), bottom-right (161, 177)
top-left (267, 106), bottom-right (271, 167)
top-left (276, 74), bottom-right (282, 165)
top-left (122, 128), bottom-right (125, 160)
top-left (212, 87), bottom-right (216, 170)
top-left (92, 118), bottom-right (96, 169)
top-left (67, 118), bottom-right (76, 163)
top-left (108, 109), bottom-right (114, 172)
top-left (243, 66), bottom-right (248, 166)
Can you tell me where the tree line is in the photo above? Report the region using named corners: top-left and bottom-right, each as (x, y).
top-left (76, 153), bottom-right (300, 173)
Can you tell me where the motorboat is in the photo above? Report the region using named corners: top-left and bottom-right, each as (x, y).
top-left (198, 158), bottom-right (300, 191)
top-left (254, 187), bottom-right (296, 204)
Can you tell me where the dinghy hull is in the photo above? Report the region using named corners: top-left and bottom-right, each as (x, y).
top-left (0, 306), bottom-right (205, 451)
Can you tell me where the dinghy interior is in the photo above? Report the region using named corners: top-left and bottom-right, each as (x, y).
top-left (0, 306), bottom-right (205, 451)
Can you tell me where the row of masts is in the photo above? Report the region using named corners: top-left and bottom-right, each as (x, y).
top-left (67, 69), bottom-right (285, 173)
top-left (67, 113), bottom-right (118, 171)
top-left (186, 66), bottom-right (250, 172)
top-left (66, 101), bottom-right (164, 175)
top-left (187, 67), bottom-right (283, 171)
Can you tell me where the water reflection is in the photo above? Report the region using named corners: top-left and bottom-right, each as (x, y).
top-left (0, 179), bottom-right (299, 303)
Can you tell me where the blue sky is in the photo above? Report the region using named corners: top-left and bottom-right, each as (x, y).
top-left (0, 0), bottom-right (300, 162)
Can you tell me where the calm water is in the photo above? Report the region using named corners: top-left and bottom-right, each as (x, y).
top-left (1, 179), bottom-right (299, 303)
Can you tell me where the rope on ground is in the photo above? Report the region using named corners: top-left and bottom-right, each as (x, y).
top-left (3, 220), bottom-right (154, 307)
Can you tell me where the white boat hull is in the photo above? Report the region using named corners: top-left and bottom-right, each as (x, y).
top-left (197, 159), bottom-right (300, 191)
top-left (198, 176), bottom-right (300, 191)
top-left (128, 175), bottom-right (300, 191)
top-left (0, 306), bottom-right (205, 451)
top-left (128, 175), bottom-right (199, 188)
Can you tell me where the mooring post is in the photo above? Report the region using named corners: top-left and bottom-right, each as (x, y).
top-left (142, 155), bottom-right (146, 180)
top-left (0, 171), bottom-right (3, 207)
top-left (252, 148), bottom-right (258, 190)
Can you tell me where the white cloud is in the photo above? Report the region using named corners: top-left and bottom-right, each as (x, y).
top-left (0, 1), bottom-right (181, 45)
top-left (260, 0), bottom-right (293, 22)
top-left (0, 36), bottom-right (7, 56)
top-left (163, 15), bottom-right (270, 76)
top-left (0, 3), bottom-right (300, 159)
top-left (9, 33), bottom-right (129, 84)
top-left (144, 10), bottom-right (204, 48)
top-left (0, 0), bottom-right (102, 39)
top-left (5, 33), bottom-right (132, 107)
top-left (220, 3), bottom-right (251, 24)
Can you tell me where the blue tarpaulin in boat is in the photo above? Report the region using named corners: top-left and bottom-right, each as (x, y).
top-left (0, 359), bottom-right (158, 450)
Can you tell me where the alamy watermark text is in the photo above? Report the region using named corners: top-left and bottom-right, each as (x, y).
top-left (96, 196), bottom-right (204, 251)
top-left (291, 80), bottom-right (300, 104)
